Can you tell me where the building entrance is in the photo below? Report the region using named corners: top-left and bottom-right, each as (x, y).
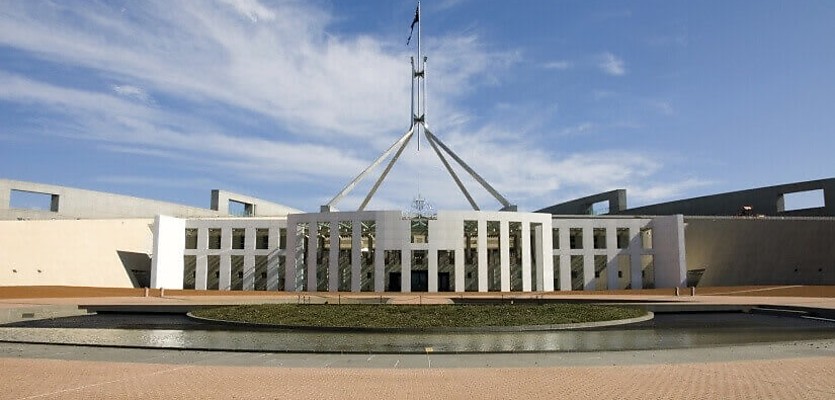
top-left (388, 272), bottom-right (401, 292)
top-left (411, 270), bottom-right (428, 292)
top-left (438, 272), bottom-right (451, 291)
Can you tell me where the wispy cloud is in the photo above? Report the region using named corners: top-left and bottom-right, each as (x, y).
top-left (112, 85), bottom-right (151, 103)
top-left (218, 0), bottom-right (276, 22)
top-left (543, 60), bottom-right (572, 70)
top-left (0, 1), bottom-right (694, 211)
top-left (598, 52), bottom-right (626, 76)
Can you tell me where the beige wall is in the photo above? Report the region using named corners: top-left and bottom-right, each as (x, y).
top-left (685, 217), bottom-right (835, 286)
top-left (0, 219), bottom-right (154, 287)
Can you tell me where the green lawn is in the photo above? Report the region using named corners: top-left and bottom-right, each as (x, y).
top-left (192, 304), bottom-right (647, 329)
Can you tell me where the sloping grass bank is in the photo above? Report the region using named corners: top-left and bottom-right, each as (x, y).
top-left (192, 304), bottom-right (646, 329)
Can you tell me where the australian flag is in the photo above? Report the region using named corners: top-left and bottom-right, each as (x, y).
top-left (406, 4), bottom-right (419, 46)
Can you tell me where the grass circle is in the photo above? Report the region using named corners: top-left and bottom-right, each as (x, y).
top-left (192, 304), bottom-right (647, 330)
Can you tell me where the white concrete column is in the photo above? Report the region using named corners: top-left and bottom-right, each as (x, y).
top-left (150, 215), bottom-right (185, 289)
top-left (477, 219), bottom-right (488, 292)
top-left (428, 248), bottom-right (438, 292)
top-left (559, 250), bottom-right (571, 291)
top-left (534, 224), bottom-right (545, 291)
top-left (455, 245), bottom-right (465, 293)
top-left (606, 224), bottom-right (618, 290)
top-left (242, 227), bottom-right (256, 291)
top-left (219, 228), bottom-right (231, 291)
top-left (582, 227), bottom-right (594, 290)
top-left (540, 222), bottom-right (554, 291)
top-left (521, 222), bottom-right (532, 291)
top-left (351, 220), bottom-right (362, 292)
top-left (219, 254), bottom-right (231, 291)
top-left (243, 255), bottom-right (255, 291)
top-left (630, 223), bottom-right (643, 289)
top-left (374, 223), bottom-right (385, 292)
top-left (499, 220), bottom-right (510, 292)
top-left (328, 220), bottom-right (339, 292)
top-left (280, 223), bottom-right (296, 291)
top-left (195, 228), bottom-right (208, 290)
top-left (306, 221), bottom-right (318, 292)
top-left (401, 245), bottom-right (411, 292)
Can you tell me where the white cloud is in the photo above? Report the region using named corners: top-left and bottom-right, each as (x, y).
top-left (558, 122), bottom-right (596, 136)
top-left (649, 100), bottom-right (674, 115)
top-left (0, 1), bottom-right (698, 211)
top-left (627, 178), bottom-right (713, 204)
top-left (218, 0), bottom-right (276, 22)
top-left (598, 52), bottom-right (626, 76)
top-left (112, 85), bottom-right (151, 103)
top-left (543, 60), bottom-right (572, 70)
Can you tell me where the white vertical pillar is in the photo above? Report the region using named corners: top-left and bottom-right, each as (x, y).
top-left (534, 224), bottom-right (545, 291)
top-left (499, 220), bottom-right (510, 292)
top-left (477, 219), bottom-right (488, 292)
top-left (557, 220), bottom-right (571, 291)
top-left (559, 249), bottom-right (571, 291)
top-left (351, 220), bottom-right (362, 292)
top-left (328, 220), bottom-right (339, 292)
top-left (541, 222), bottom-right (554, 291)
top-left (281, 223), bottom-right (296, 291)
top-left (374, 219), bottom-right (385, 292)
top-left (243, 227), bottom-right (256, 291)
top-left (402, 245), bottom-right (412, 292)
top-left (606, 223), bottom-right (618, 291)
top-left (631, 222), bottom-right (643, 289)
top-left (428, 248), bottom-right (438, 292)
top-left (521, 222), bottom-right (532, 291)
top-left (244, 255), bottom-right (255, 291)
top-left (219, 228), bottom-right (232, 291)
top-left (307, 221), bottom-right (318, 292)
top-left (150, 215), bottom-right (185, 289)
top-left (455, 243), bottom-right (465, 293)
top-left (582, 226), bottom-right (594, 291)
top-left (195, 228), bottom-right (208, 290)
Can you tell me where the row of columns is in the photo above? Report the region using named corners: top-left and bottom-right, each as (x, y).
top-left (285, 216), bottom-right (553, 293)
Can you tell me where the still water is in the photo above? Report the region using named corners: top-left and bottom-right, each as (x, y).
top-left (2, 313), bottom-right (834, 353)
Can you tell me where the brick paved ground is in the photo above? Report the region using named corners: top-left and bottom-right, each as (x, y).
top-left (2, 356), bottom-right (835, 399)
top-left (3, 286), bottom-right (835, 399)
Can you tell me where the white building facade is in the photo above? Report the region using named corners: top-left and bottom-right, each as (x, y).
top-left (151, 212), bottom-right (686, 292)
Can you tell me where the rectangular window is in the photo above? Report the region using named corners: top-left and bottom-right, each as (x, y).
top-left (641, 255), bottom-right (655, 289)
top-left (594, 255), bottom-right (608, 290)
top-left (551, 228), bottom-right (559, 249)
top-left (231, 255), bottom-right (244, 290)
top-left (207, 255), bottom-right (220, 290)
top-left (185, 229), bottom-right (198, 249)
top-left (616, 228), bottom-right (629, 249)
top-left (9, 189), bottom-right (58, 212)
top-left (228, 200), bottom-right (253, 217)
top-left (183, 255), bottom-right (196, 289)
top-left (256, 228), bottom-right (269, 250)
top-left (640, 228), bottom-right (653, 249)
top-left (569, 228), bottom-right (583, 249)
top-left (593, 228), bottom-right (606, 249)
top-left (618, 254), bottom-right (631, 289)
top-left (232, 228), bottom-right (246, 250)
top-left (279, 228), bottom-right (287, 249)
top-left (208, 229), bottom-right (222, 250)
top-left (254, 255), bottom-right (268, 291)
top-left (570, 255), bottom-right (584, 290)
top-left (782, 189), bottom-right (825, 211)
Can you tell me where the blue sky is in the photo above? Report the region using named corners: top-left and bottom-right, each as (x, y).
top-left (2, 0), bottom-right (834, 213)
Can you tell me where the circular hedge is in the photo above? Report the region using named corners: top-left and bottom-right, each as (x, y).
top-left (191, 303), bottom-right (647, 329)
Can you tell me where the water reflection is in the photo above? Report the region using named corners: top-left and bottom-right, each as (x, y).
top-left (2, 324), bottom-right (835, 353)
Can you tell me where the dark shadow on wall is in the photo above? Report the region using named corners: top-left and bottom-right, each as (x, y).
top-left (117, 251), bottom-right (151, 288)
